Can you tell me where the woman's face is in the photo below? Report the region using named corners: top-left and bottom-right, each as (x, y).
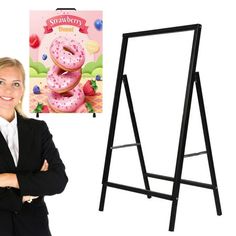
top-left (0, 66), bottom-right (24, 113)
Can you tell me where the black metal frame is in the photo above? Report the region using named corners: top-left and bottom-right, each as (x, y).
top-left (99, 24), bottom-right (222, 231)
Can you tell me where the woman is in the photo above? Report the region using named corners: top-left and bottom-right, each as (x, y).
top-left (0, 57), bottom-right (68, 236)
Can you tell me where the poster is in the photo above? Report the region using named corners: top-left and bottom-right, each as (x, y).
top-left (29, 10), bottom-right (103, 113)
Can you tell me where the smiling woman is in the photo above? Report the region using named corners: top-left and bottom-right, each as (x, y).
top-left (0, 58), bottom-right (25, 121)
top-left (0, 57), bottom-right (68, 236)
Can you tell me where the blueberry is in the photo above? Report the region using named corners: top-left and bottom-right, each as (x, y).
top-left (95, 75), bottom-right (101, 81)
top-left (94, 19), bottom-right (103, 31)
top-left (42, 54), bottom-right (47, 60)
top-left (33, 85), bottom-right (40, 94)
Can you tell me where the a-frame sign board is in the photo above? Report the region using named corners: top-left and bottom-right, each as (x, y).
top-left (99, 24), bottom-right (222, 231)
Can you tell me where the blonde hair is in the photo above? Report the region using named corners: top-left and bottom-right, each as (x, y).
top-left (0, 57), bottom-right (26, 116)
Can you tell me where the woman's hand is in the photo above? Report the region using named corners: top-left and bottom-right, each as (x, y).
top-left (40, 160), bottom-right (49, 171)
top-left (22, 195), bottom-right (40, 203)
top-left (0, 173), bottom-right (19, 188)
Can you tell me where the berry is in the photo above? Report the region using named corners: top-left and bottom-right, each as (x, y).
top-left (83, 80), bottom-right (98, 96)
top-left (33, 85), bottom-right (40, 94)
top-left (42, 105), bottom-right (49, 113)
top-left (94, 19), bottom-right (103, 31)
top-left (33, 103), bottom-right (49, 113)
top-left (95, 75), bottom-right (101, 81)
top-left (42, 54), bottom-right (47, 60)
top-left (30, 34), bottom-right (40, 48)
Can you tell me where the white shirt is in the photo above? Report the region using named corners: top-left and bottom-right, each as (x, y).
top-left (0, 112), bottom-right (19, 166)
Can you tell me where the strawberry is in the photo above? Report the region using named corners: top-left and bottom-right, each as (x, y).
top-left (83, 80), bottom-right (98, 96)
top-left (29, 34), bottom-right (40, 48)
top-left (33, 103), bottom-right (49, 113)
top-left (42, 105), bottom-right (49, 113)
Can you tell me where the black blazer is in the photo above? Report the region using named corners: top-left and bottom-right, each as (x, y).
top-left (0, 113), bottom-right (68, 236)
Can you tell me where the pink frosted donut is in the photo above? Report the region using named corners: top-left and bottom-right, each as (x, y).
top-left (48, 84), bottom-right (85, 113)
top-left (50, 37), bottom-right (85, 71)
top-left (75, 103), bottom-right (88, 113)
top-left (47, 65), bottom-right (81, 93)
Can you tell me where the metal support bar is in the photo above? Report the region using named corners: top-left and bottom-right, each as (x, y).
top-left (195, 72), bottom-right (222, 216)
top-left (122, 75), bottom-right (151, 197)
top-left (169, 25), bottom-right (202, 232)
top-left (99, 36), bottom-right (129, 212)
top-left (184, 151), bottom-right (207, 158)
top-left (110, 143), bottom-right (141, 150)
top-left (146, 173), bottom-right (214, 189)
top-left (106, 182), bottom-right (173, 200)
top-left (123, 24), bottom-right (201, 38)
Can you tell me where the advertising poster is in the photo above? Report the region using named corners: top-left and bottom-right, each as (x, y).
top-left (29, 10), bottom-right (103, 113)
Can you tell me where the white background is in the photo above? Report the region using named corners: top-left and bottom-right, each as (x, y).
top-left (1, 0), bottom-right (236, 235)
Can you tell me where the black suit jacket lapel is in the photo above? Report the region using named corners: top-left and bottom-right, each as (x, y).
top-left (0, 131), bottom-right (16, 171)
top-left (16, 113), bottom-right (33, 170)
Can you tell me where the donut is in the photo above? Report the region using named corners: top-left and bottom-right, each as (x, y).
top-left (50, 37), bottom-right (85, 71)
top-left (47, 65), bottom-right (82, 93)
top-left (48, 84), bottom-right (85, 113)
top-left (75, 103), bottom-right (88, 113)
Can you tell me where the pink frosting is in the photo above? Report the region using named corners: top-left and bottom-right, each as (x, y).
top-left (48, 84), bottom-right (85, 112)
top-left (75, 103), bottom-right (88, 113)
top-left (47, 65), bottom-right (81, 93)
top-left (50, 37), bottom-right (85, 71)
